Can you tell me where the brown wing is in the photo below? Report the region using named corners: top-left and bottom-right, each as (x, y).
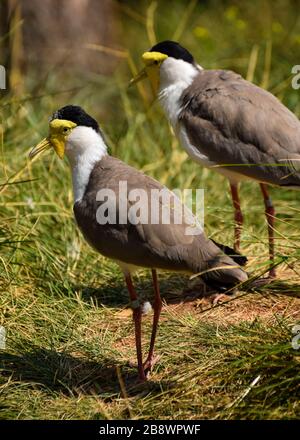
top-left (74, 155), bottom-right (247, 288)
top-left (179, 69), bottom-right (300, 187)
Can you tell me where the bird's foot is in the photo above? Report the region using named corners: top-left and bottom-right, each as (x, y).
top-left (128, 356), bottom-right (159, 380)
top-left (249, 275), bottom-right (277, 289)
top-left (268, 267), bottom-right (276, 279)
top-left (210, 293), bottom-right (230, 305)
top-left (143, 354), bottom-right (160, 377)
top-left (127, 360), bottom-right (147, 381)
top-left (137, 370), bottom-right (147, 382)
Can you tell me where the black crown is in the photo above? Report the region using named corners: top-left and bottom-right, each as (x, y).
top-left (149, 41), bottom-right (194, 64)
top-left (52, 105), bottom-right (100, 133)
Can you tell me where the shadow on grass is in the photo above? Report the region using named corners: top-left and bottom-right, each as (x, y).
top-left (77, 274), bottom-right (300, 310)
top-left (34, 265), bottom-right (300, 312)
top-left (77, 274), bottom-right (221, 308)
top-left (0, 346), bottom-right (174, 398)
top-left (255, 278), bottom-right (300, 299)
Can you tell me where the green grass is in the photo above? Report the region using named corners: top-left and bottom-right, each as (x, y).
top-left (0, 0), bottom-right (300, 420)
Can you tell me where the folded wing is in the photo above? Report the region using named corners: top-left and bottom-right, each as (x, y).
top-left (179, 70), bottom-right (300, 187)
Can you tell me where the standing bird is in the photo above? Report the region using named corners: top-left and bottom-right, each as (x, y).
top-left (30, 105), bottom-right (247, 380)
top-left (131, 40), bottom-right (300, 278)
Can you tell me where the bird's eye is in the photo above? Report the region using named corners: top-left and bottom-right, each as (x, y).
top-left (63, 127), bottom-right (69, 133)
top-left (154, 60), bottom-right (159, 65)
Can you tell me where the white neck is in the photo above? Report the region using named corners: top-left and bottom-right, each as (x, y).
top-left (65, 126), bottom-right (107, 202)
top-left (158, 58), bottom-right (201, 128)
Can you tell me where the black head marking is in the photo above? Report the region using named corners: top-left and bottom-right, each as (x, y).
top-left (149, 40), bottom-right (194, 64)
top-left (51, 105), bottom-right (100, 133)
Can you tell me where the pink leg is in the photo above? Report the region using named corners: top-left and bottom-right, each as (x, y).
top-left (230, 182), bottom-right (244, 251)
top-left (125, 274), bottom-right (146, 381)
top-left (260, 183), bottom-right (276, 278)
top-left (143, 269), bottom-right (162, 376)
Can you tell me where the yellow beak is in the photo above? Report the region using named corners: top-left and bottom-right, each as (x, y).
top-left (129, 51), bottom-right (168, 94)
top-left (29, 136), bottom-right (65, 160)
top-left (129, 68), bottom-right (147, 87)
top-left (29, 138), bottom-right (52, 159)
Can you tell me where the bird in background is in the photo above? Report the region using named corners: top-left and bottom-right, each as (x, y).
top-left (131, 40), bottom-right (300, 278)
top-left (30, 105), bottom-right (247, 381)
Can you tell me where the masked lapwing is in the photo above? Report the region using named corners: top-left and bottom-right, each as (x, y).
top-left (131, 40), bottom-right (300, 278)
top-left (30, 105), bottom-right (247, 380)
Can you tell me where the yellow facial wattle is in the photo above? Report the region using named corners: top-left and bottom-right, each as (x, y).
top-left (48, 119), bottom-right (77, 159)
top-left (141, 51), bottom-right (168, 66)
top-left (29, 119), bottom-right (77, 160)
top-left (129, 51), bottom-right (168, 94)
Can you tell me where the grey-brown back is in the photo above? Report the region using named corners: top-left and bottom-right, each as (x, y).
top-left (179, 69), bottom-right (300, 187)
top-left (74, 156), bottom-right (247, 289)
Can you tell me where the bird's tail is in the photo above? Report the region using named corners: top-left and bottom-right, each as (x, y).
top-left (194, 238), bottom-right (248, 292)
top-left (201, 254), bottom-right (248, 292)
top-left (211, 239), bottom-right (248, 267)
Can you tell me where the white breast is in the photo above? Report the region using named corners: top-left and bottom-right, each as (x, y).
top-left (158, 58), bottom-right (215, 167)
top-left (65, 126), bottom-right (108, 202)
top-left (158, 58), bottom-right (200, 128)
